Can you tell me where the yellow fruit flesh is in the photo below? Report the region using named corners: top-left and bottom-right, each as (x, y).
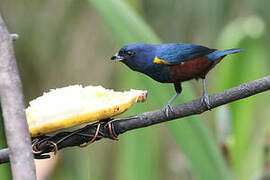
top-left (26, 85), bottom-right (147, 137)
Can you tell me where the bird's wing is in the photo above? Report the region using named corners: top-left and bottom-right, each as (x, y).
top-left (154, 44), bottom-right (216, 65)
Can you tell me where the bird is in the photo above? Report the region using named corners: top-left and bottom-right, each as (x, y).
top-left (111, 43), bottom-right (243, 117)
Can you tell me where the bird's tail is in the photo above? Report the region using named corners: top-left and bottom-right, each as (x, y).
top-left (206, 48), bottom-right (244, 61)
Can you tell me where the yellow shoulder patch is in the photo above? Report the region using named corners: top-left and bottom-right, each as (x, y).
top-left (153, 56), bottom-right (171, 65)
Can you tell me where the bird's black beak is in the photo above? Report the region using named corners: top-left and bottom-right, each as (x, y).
top-left (111, 53), bottom-right (124, 61)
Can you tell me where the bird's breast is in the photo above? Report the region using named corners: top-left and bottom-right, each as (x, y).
top-left (122, 59), bottom-right (173, 83)
top-left (143, 64), bottom-right (173, 83)
top-left (169, 56), bottom-right (222, 82)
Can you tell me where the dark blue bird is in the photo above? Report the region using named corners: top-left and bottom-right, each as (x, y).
top-left (111, 43), bottom-right (243, 116)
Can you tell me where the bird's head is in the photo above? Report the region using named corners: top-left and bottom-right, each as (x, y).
top-left (111, 43), bottom-right (156, 71)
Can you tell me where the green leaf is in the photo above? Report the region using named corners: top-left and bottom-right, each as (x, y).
top-left (168, 84), bottom-right (232, 180)
top-left (216, 16), bottom-right (270, 180)
top-left (89, 0), bottom-right (232, 179)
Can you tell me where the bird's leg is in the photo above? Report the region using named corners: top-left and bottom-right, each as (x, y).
top-left (201, 78), bottom-right (211, 109)
top-left (163, 83), bottom-right (182, 118)
top-left (164, 93), bottom-right (179, 115)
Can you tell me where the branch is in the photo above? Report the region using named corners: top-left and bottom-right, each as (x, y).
top-left (116, 75), bottom-right (270, 133)
top-left (0, 75), bottom-right (270, 162)
top-left (0, 149), bottom-right (9, 164)
top-left (0, 14), bottom-right (36, 178)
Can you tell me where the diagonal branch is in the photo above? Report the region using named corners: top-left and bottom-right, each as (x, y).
top-left (115, 75), bottom-right (270, 133)
top-left (0, 75), bottom-right (270, 163)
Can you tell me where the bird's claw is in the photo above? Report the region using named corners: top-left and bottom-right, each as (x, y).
top-left (201, 95), bottom-right (211, 110)
top-left (163, 104), bottom-right (174, 118)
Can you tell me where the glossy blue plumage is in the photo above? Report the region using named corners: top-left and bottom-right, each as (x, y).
top-left (156, 43), bottom-right (215, 64)
top-left (205, 49), bottom-right (244, 62)
top-left (111, 43), bottom-right (243, 114)
top-left (116, 43), bottom-right (243, 83)
top-left (119, 43), bottom-right (173, 83)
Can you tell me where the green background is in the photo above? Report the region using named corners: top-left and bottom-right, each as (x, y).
top-left (0, 0), bottom-right (270, 179)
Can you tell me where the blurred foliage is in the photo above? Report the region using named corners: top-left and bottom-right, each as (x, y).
top-left (0, 0), bottom-right (270, 180)
top-left (90, 1), bottom-right (230, 180)
top-left (216, 16), bottom-right (270, 180)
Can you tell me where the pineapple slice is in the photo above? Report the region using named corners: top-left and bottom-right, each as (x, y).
top-left (26, 85), bottom-right (147, 137)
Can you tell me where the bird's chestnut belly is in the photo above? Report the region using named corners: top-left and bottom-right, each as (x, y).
top-left (169, 56), bottom-right (221, 82)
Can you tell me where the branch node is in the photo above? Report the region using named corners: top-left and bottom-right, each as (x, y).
top-left (10, 33), bottom-right (19, 40)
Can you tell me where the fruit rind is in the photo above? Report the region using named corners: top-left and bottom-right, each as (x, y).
top-left (26, 85), bottom-right (147, 137)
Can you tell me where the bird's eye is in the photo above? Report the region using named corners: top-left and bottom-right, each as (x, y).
top-left (126, 51), bottom-right (134, 56)
top-left (119, 50), bottom-right (124, 55)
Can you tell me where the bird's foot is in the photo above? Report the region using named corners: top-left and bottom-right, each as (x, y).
top-left (163, 104), bottom-right (174, 118)
top-left (201, 95), bottom-right (211, 110)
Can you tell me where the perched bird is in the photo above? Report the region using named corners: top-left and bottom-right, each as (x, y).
top-left (111, 43), bottom-right (243, 116)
